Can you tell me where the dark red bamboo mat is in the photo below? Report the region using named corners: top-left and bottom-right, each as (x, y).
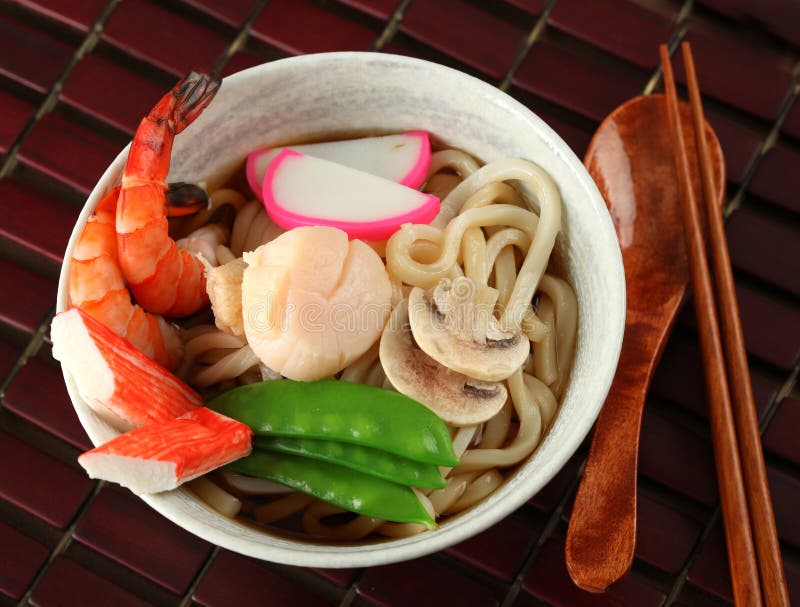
top-left (0, 1), bottom-right (798, 605)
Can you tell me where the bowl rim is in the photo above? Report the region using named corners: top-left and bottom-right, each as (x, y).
top-left (55, 51), bottom-right (626, 568)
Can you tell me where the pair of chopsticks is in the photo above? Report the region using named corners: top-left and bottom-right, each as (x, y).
top-left (660, 43), bottom-right (788, 606)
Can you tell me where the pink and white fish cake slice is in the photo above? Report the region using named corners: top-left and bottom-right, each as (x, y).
top-left (246, 131), bottom-right (431, 200)
top-left (51, 307), bottom-right (202, 431)
top-left (263, 150), bottom-right (439, 241)
top-left (78, 407), bottom-right (253, 494)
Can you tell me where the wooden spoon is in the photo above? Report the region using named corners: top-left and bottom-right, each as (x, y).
top-left (565, 94), bottom-right (725, 592)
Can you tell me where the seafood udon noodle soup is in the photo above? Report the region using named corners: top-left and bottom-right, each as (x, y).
top-left (59, 54), bottom-right (625, 565)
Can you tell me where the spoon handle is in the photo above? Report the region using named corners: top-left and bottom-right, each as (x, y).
top-left (565, 332), bottom-right (656, 592)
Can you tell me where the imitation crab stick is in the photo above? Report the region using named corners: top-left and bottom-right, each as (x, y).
top-left (246, 131), bottom-right (431, 200)
top-left (78, 407), bottom-right (253, 495)
top-left (51, 307), bottom-right (202, 431)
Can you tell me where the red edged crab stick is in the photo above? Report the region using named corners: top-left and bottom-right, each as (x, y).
top-left (51, 307), bottom-right (202, 431)
top-left (78, 407), bottom-right (253, 494)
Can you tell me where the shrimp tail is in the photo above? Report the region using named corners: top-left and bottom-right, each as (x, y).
top-left (170, 71), bottom-right (221, 134)
top-left (126, 72), bottom-right (221, 184)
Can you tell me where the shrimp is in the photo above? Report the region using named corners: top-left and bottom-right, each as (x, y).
top-left (68, 187), bottom-right (182, 369)
top-left (116, 71), bottom-right (222, 317)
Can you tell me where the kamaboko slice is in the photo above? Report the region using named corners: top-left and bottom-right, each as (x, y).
top-left (246, 131), bottom-right (431, 200)
top-left (262, 150), bottom-right (439, 241)
top-left (78, 407), bottom-right (253, 494)
top-left (51, 307), bottom-right (201, 431)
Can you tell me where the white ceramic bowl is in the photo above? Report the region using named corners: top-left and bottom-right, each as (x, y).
top-left (56, 52), bottom-right (625, 568)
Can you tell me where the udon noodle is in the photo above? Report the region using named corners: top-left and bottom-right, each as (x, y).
top-left (180, 144), bottom-right (578, 541)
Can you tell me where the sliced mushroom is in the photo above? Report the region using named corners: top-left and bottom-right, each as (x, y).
top-left (380, 299), bottom-right (507, 426)
top-left (408, 277), bottom-right (529, 381)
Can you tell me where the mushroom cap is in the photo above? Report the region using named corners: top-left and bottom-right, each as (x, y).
top-left (379, 299), bottom-right (508, 426)
top-left (408, 278), bottom-right (530, 381)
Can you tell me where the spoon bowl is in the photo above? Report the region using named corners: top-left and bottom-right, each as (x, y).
top-left (565, 93), bottom-right (725, 592)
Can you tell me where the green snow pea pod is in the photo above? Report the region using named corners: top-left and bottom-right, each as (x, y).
top-left (254, 436), bottom-right (446, 489)
top-left (208, 379), bottom-right (459, 467)
top-left (227, 450), bottom-right (435, 528)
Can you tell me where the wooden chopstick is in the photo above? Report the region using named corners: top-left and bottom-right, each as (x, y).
top-left (659, 45), bottom-right (763, 607)
top-left (680, 42), bottom-right (790, 606)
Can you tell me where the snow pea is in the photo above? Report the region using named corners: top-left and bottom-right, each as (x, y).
top-left (254, 436), bottom-right (446, 489)
top-left (227, 450), bottom-right (435, 528)
top-left (208, 379), bottom-right (459, 467)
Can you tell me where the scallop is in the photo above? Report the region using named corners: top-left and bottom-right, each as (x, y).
top-left (241, 226), bottom-right (392, 381)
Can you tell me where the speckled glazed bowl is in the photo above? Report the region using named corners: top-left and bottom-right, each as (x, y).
top-left (56, 52), bottom-right (625, 568)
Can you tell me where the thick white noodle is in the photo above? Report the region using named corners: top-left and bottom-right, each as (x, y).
top-left (427, 149), bottom-right (480, 179)
top-left (479, 401), bottom-right (512, 450)
top-left (218, 470), bottom-right (292, 495)
top-left (302, 501), bottom-right (383, 540)
top-left (215, 244), bottom-right (236, 265)
top-left (230, 200), bottom-right (261, 256)
top-left (254, 493), bottom-right (314, 524)
top-left (445, 469), bottom-right (503, 514)
top-left (187, 478), bottom-right (242, 518)
top-left (192, 344), bottom-right (259, 387)
top-left (456, 369), bottom-right (557, 471)
top-left (531, 295), bottom-right (558, 385)
top-left (388, 205), bottom-right (539, 289)
top-left (389, 159), bottom-right (561, 330)
top-left (424, 173), bottom-right (462, 199)
top-left (538, 275), bottom-right (578, 398)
